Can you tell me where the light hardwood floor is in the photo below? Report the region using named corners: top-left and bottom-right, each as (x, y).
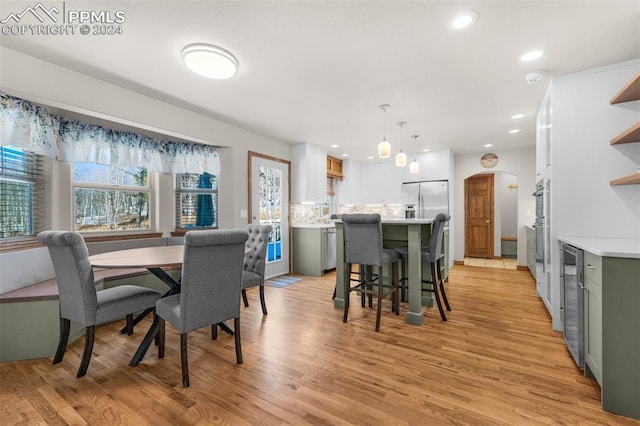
top-left (1, 266), bottom-right (637, 425)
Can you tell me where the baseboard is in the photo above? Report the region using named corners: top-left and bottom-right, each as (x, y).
top-left (517, 265), bottom-right (529, 271)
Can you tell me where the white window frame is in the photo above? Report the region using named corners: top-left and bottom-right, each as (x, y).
top-left (72, 163), bottom-right (153, 235)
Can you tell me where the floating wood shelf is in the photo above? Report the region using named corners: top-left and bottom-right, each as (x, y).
top-left (610, 173), bottom-right (640, 186)
top-left (610, 71), bottom-right (640, 104)
top-left (611, 122), bottom-right (640, 145)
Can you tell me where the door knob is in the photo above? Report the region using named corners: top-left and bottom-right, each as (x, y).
top-left (486, 220), bottom-right (490, 223)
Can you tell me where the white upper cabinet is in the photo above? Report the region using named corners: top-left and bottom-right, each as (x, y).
top-left (291, 143), bottom-right (327, 202)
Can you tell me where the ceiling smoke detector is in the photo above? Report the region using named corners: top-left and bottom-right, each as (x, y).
top-left (525, 70), bottom-right (545, 84)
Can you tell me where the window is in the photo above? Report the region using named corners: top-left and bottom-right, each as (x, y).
top-left (175, 172), bottom-right (218, 230)
top-left (0, 146), bottom-right (44, 240)
top-left (72, 163), bottom-right (150, 232)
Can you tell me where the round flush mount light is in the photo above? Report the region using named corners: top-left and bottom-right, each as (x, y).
top-left (447, 11), bottom-right (479, 31)
top-left (520, 49), bottom-right (545, 62)
top-left (181, 44), bottom-right (239, 79)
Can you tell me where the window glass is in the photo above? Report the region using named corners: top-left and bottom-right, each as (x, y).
top-left (175, 172), bottom-right (218, 229)
top-left (0, 146), bottom-right (42, 239)
top-left (73, 163), bottom-right (150, 232)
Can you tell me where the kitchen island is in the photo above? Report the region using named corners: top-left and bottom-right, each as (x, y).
top-left (333, 218), bottom-right (437, 326)
top-left (557, 236), bottom-right (640, 420)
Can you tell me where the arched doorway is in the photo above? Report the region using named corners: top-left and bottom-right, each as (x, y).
top-left (464, 172), bottom-right (518, 263)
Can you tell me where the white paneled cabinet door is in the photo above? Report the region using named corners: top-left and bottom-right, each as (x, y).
top-left (250, 154), bottom-right (290, 278)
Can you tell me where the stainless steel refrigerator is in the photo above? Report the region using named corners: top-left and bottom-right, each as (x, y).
top-left (401, 180), bottom-right (449, 219)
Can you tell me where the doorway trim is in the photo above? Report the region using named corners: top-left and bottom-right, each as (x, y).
top-left (248, 151), bottom-right (292, 274)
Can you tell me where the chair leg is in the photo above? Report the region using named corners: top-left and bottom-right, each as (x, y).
top-left (234, 317), bottom-right (243, 365)
top-left (158, 316), bottom-right (165, 359)
top-left (375, 266), bottom-right (384, 332)
top-left (437, 259), bottom-right (451, 311)
top-left (393, 262), bottom-right (400, 316)
top-left (241, 289), bottom-right (249, 307)
top-left (211, 323), bottom-right (218, 340)
top-left (180, 333), bottom-right (190, 387)
top-left (366, 266), bottom-right (373, 308)
top-left (53, 317), bottom-right (70, 364)
top-left (126, 313), bottom-right (134, 335)
top-left (343, 263), bottom-right (351, 323)
top-left (259, 284), bottom-right (268, 315)
top-left (77, 325), bottom-right (95, 377)
top-left (430, 262), bottom-right (447, 321)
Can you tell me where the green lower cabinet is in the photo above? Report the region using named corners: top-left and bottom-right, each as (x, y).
top-left (292, 227), bottom-right (326, 277)
top-left (583, 253), bottom-right (640, 420)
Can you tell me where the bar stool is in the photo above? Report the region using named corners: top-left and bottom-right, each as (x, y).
top-left (342, 214), bottom-right (399, 332)
top-left (395, 213), bottom-right (451, 321)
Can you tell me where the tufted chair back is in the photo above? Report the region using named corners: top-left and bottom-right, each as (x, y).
top-left (243, 224), bottom-right (273, 279)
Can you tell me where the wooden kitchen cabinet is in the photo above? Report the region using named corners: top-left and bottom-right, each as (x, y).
top-left (582, 251), bottom-right (640, 419)
top-left (326, 156), bottom-right (343, 179)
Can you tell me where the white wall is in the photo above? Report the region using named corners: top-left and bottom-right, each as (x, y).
top-left (453, 146), bottom-right (537, 266)
top-left (0, 47), bottom-right (292, 293)
top-left (546, 60), bottom-right (640, 330)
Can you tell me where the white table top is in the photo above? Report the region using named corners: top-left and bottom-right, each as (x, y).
top-left (89, 245), bottom-right (184, 269)
top-left (557, 236), bottom-right (640, 259)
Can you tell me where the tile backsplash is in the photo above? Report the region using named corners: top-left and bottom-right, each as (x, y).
top-left (291, 203), bottom-right (402, 225)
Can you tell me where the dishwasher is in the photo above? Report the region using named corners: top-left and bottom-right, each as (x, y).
top-left (324, 227), bottom-right (337, 271)
top-left (561, 243), bottom-right (584, 369)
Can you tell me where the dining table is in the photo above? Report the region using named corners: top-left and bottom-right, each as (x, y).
top-left (89, 244), bottom-right (240, 366)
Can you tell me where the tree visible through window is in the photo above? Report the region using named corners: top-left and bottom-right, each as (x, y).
top-left (0, 146), bottom-right (42, 239)
top-left (175, 172), bottom-right (218, 230)
top-left (73, 163), bottom-right (150, 232)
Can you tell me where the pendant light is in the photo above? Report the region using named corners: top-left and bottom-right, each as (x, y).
top-left (395, 121), bottom-right (407, 167)
top-left (377, 104), bottom-right (391, 158)
top-left (409, 135), bottom-right (420, 174)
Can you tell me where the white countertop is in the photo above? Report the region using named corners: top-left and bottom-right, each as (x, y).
top-left (557, 236), bottom-right (640, 259)
top-left (332, 218), bottom-right (435, 225)
top-left (292, 224), bottom-right (335, 229)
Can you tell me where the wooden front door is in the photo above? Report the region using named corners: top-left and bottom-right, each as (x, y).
top-left (465, 174), bottom-right (494, 258)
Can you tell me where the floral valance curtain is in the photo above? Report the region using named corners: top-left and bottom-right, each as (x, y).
top-left (0, 92), bottom-right (219, 175)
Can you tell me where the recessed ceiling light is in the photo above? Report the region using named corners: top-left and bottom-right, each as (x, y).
top-left (509, 129), bottom-right (521, 134)
top-left (511, 114), bottom-right (524, 119)
top-left (367, 156), bottom-right (374, 159)
top-left (520, 50), bottom-right (545, 62)
top-left (182, 43), bottom-right (239, 79)
top-left (342, 153), bottom-right (349, 157)
top-left (484, 144), bottom-right (493, 148)
top-left (447, 11), bottom-right (479, 31)
top-left (422, 148), bottom-right (430, 152)
top-left (330, 144), bottom-right (339, 148)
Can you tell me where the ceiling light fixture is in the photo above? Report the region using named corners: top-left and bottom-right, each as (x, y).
top-left (447, 11), bottom-right (479, 31)
top-left (520, 49), bottom-right (545, 62)
top-left (511, 114), bottom-right (524, 119)
top-left (409, 135), bottom-right (420, 174)
top-left (509, 129), bottom-right (521, 134)
top-left (377, 104), bottom-right (391, 158)
top-left (484, 143), bottom-right (493, 147)
top-left (342, 153), bottom-right (349, 157)
top-left (181, 43), bottom-right (239, 79)
top-left (395, 121), bottom-right (407, 167)
top-left (330, 144), bottom-right (339, 148)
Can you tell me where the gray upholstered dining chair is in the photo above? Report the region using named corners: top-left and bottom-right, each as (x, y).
top-left (241, 224), bottom-right (273, 315)
top-left (37, 231), bottom-right (162, 378)
top-left (395, 213), bottom-right (451, 321)
top-left (341, 214), bottom-right (399, 332)
top-left (156, 229), bottom-right (248, 387)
